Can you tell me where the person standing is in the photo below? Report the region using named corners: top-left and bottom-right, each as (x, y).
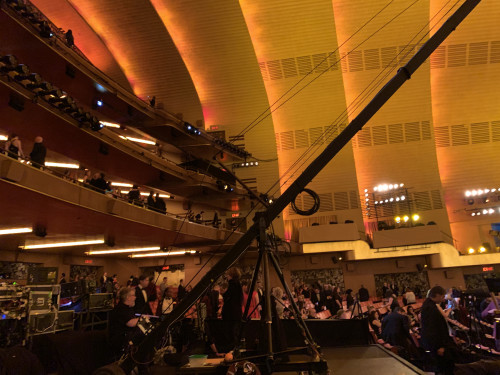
top-left (177, 279), bottom-right (186, 301)
top-left (147, 191), bottom-right (155, 210)
top-left (4, 134), bottom-right (24, 160)
top-left (156, 287), bottom-right (175, 317)
top-left (134, 275), bottom-right (153, 315)
top-left (29, 136), bottom-right (46, 169)
top-left (222, 267), bottom-right (243, 351)
top-left (59, 273), bottom-right (66, 284)
top-left (154, 193), bottom-right (166, 214)
top-left (108, 288), bottom-right (140, 355)
top-left (421, 286), bottom-right (457, 375)
top-left (159, 277), bottom-right (168, 296)
top-left (358, 284), bottom-right (370, 302)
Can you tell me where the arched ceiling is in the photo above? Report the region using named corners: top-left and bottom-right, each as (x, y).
top-left (25, 0), bottom-right (500, 248)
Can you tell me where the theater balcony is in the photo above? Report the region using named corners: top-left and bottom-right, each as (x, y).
top-left (0, 153), bottom-right (245, 255)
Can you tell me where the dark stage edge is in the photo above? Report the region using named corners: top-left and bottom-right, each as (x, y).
top-left (314, 345), bottom-right (426, 375)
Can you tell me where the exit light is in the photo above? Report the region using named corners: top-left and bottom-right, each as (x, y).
top-left (162, 266), bottom-right (170, 270)
top-left (84, 259), bottom-right (93, 264)
top-left (232, 213), bottom-right (240, 218)
top-left (210, 125), bottom-right (219, 130)
top-left (483, 266), bottom-right (494, 272)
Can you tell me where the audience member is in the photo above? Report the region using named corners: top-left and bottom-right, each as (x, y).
top-left (159, 277), bottom-right (168, 295)
top-left (381, 307), bottom-right (412, 353)
top-left (358, 284), bottom-right (369, 302)
top-left (310, 286), bottom-right (326, 312)
top-left (90, 172), bottom-right (110, 193)
top-left (369, 310), bottom-right (382, 338)
top-left (59, 273), bottom-right (66, 284)
top-left (421, 286), bottom-right (458, 375)
top-left (4, 134), bottom-right (24, 160)
top-left (345, 289), bottom-right (354, 309)
top-left (177, 279), bottom-right (186, 301)
top-left (156, 287), bottom-right (175, 317)
top-left (241, 280), bottom-right (260, 319)
top-left (128, 185), bottom-right (142, 205)
top-left (146, 191), bottom-right (155, 210)
top-left (154, 193), bottom-right (166, 214)
top-left (134, 274), bottom-right (152, 315)
top-left (29, 136), bottom-right (46, 168)
top-left (65, 29), bottom-right (74, 47)
top-left (404, 288), bottom-right (416, 305)
top-left (221, 267), bottom-right (243, 351)
top-left (272, 287), bottom-right (285, 319)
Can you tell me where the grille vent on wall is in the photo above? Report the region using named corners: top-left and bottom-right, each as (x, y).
top-left (259, 40), bottom-right (500, 81)
top-left (435, 120), bottom-right (500, 147)
top-left (352, 120), bottom-right (431, 148)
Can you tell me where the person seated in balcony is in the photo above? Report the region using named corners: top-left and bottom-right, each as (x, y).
top-left (4, 134), bottom-right (24, 160)
top-left (146, 191), bottom-right (155, 211)
top-left (29, 136), bottom-right (46, 169)
top-left (154, 193), bottom-right (166, 214)
top-left (89, 172), bottom-right (110, 193)
top-left (128, 185), bottom-right (142, 205)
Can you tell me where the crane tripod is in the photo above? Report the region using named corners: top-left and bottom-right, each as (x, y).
top-left (92, 2), bottom-right (482, 373)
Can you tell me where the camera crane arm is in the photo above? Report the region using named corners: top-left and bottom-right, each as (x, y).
top-left (118, 1), bottom-right (481, 372)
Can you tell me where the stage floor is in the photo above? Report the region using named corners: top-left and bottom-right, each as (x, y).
top-left (319, 345), bottom-right (425, 375)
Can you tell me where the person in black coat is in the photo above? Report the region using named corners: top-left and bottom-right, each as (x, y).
top-left (154, 193), bottom-right (166, 214)
top-left (134, 274), bottom-right (153, 315)
top-left (310, 286), bottom-right (326, 312)
top-left (221, 267), bottom-right (243, 351)
top-left (358, 285), bottom-right (369, 302)
top-left (146, 191), bottom-right (155, 210)
top-left (29, 136), bottom-right (46, 168)
top-left (421, 286), bottom-right (457, 375)
top-left (381, 307), bottom-right (412, 348)
top-left (109, 287), bottom-right (140, 354)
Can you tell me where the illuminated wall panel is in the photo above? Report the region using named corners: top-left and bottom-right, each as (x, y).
top-left (333, 0), bottom-right (450, 236)
top-left (431, 0), bottom-right (500, 252)
top-left (240, 0), bottom-right (363, 239)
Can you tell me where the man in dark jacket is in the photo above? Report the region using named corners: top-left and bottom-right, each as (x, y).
top-left (29, 136), bottom-right (46, 168)
top-left (134, 275), bottom-right (153, 315)
top-left (221, 267), bottom-right (242, 351)
top-left (381, 307), bottom-right (412, 349)
top-left (421, 285), bottom-right (457, 374)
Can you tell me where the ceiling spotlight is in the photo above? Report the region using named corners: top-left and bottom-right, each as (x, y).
top-left (403, 215), bottom-right (409, 222)
top-left (479, 246), bottom-right (487, 253)
top-left (465, 191), bottom-right (471, 197)
top-left (395, 217), bottom-right (401, 223)
top-left (412, 214), bottom-right (420, 221)
top-left (468, 247), bottom-right (475, 254)
top-left (401, 196), bottom-right (406, 201)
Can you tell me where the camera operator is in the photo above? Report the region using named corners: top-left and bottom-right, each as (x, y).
top-left (421, 286), bottom-right (458, 375)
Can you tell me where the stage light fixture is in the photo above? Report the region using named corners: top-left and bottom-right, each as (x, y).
top-left (479, 246), bottom-right (487, 253)
top-left (468, 247), bottom-right (475, 254)
top-left (395, 216), bottom-right (401, 223)
top-left (412, 214), bottom-right (420, 221)
top-left (403, 216), bottom-right (409, 222)
top-left (6, 64), bottom-right (29, 79)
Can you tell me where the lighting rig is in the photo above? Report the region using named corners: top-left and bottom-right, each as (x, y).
top-left (363, 183), bottom-right (416, 228)
top-left (183, 122), bottom-right (251, 159)
top-left (463, 187), bottom-right (500, 217)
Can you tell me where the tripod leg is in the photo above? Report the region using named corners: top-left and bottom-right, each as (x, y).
top-left (261, 219), bottom-right (274, 358)
top-left (268, 251), bottom-right (321, 357)
top-left (243, 250), bottom-right (263, 321)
